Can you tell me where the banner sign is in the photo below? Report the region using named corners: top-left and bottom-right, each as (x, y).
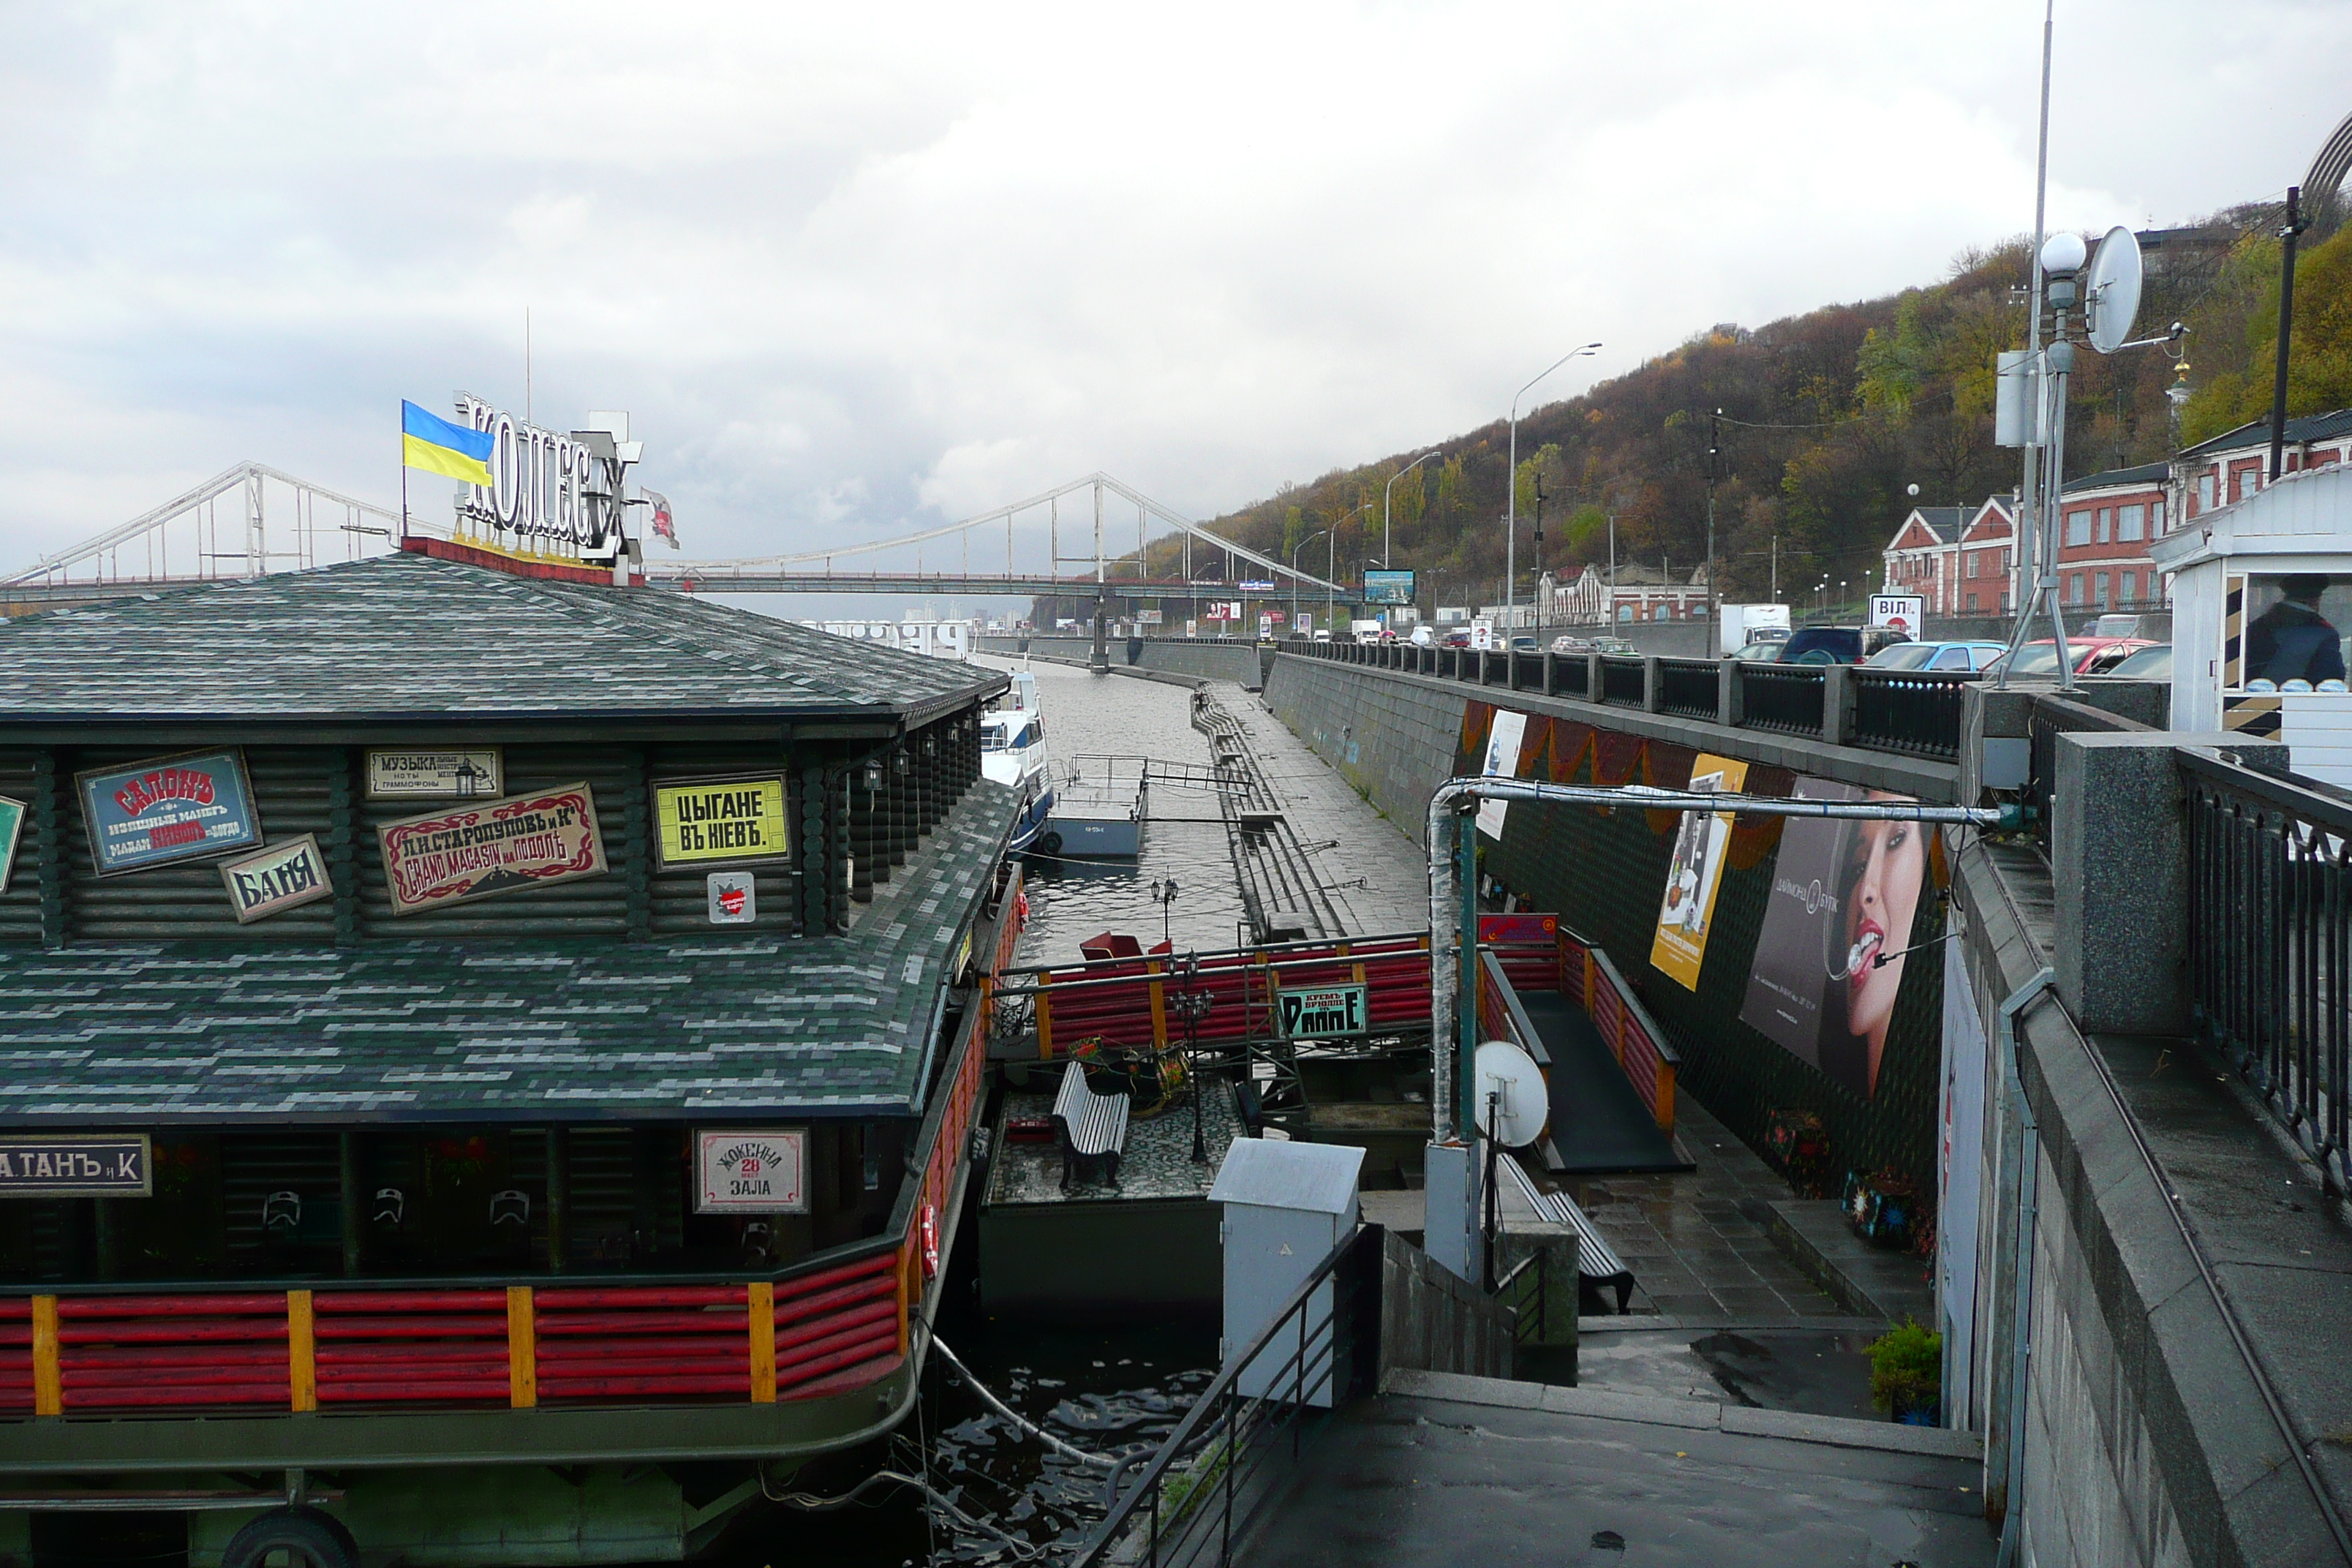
top-left (1206, 601), bottom-right (1240, 620)
top-left (366, 750), bottom-right (504, 799)
top-left (1476, 710), bottom-right (1528, 840)
top-left (655, 777), bottom-right (791, 869)
top-left (378, 784), bottom-right (608, 916)
top-left (707, 870), bottom-right (758, 924)
top-left (0, 795), bottom-right (23, 894)
top-left (1738, 777), bottom-right (1927, 1100)
top-left (219, 835), bottom-right (335, 924)
top-left (1478, 912), bottom-right (1558, 946)
top-left (1238, 579), bottom-right (1276, 592)
top-left (78, 750), bottom-right (262, 875)
top-left (1278, 983), bottom-right (1370, 1039)
top-left (1363, 568), bottom-right (1416, 606)
top-left (1649, 754), bottom-right (1750, 990)
top-left (1259, 614), bottom-right (1274, 639)
top-left (0, 1136), bottom-right (151, 1197)
top-left (695, 1129), bottom-right (808, 1213)
top-left (1869, 593), bottom-right (1926, 636)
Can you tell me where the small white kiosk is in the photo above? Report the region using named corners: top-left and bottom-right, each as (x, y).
top-left (2150, 461), bottom-right (2352, 785)
top-left (1207, 1139), bottom-right (1363, 1406)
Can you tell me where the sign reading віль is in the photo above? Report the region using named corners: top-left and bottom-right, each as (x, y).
top-left (0, 1136), bottom-right (151, 1197)
top-left (377, 785), bottom-right (608, 915)
top-left (218, 835), bottom-right (335, 924)
top-left (366, 750), bottom-right (504, 799)
top-left (1279, 983), bottom-right (1369, 1039)
top-left (694, 1129), bottom-right (808, 1213)
top-left (654, 777), bottom-right (790, 868)
top-left (78, 750), bottom-right (263, 875)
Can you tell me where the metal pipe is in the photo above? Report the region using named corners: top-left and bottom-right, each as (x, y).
top-left (1989, 967), bottom-right (2052, 1565)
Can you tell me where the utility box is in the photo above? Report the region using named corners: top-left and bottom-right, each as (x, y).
top-left (1209, 1139), bottom-right (1364, 1406)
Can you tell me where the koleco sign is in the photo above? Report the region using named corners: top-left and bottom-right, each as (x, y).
top-left (695, 1129), bottom-right (808, 1213)
top-left (451, 391), bottom-right (622, 556)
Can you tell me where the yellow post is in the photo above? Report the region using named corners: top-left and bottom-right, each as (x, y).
top-left (1656, 1065), bottom-right (1678, 1133)
top-left (748, 1281), bottom-right (777, 1403)
top-left (287, 1289), bottom-right (317, 1412)
top-left (1147, 960), bottom-right (1168, 1049)
top-left (896, 1245), bottom-right (913, 1354)
top-left (30, 1296), bottom-right (59, 1417)
top-left (1036, 975), bottom-right (1055, 1060)
top-left (506, 1286), bottom-right (537, 1409)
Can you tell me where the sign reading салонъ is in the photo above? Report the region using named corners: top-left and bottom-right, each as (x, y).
top-left (694, 1129), bottom-right (808, 1213)
top-left (378, 784), bottom-right (607, 915)
top-left (654, 777), bottom-right (790, 869)
top-left (78, 750), bottom-right (262, 875)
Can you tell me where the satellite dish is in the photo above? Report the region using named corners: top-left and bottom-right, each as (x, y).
top-left (1473, 1040), bottom-right (1549, 1150)
top-left (2085, 225), bottom-right (2144, 355)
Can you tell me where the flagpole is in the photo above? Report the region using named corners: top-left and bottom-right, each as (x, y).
top-left (399, 402), bottom-right (409, 545)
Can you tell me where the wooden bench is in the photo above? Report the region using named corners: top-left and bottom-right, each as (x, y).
top-left (1501, 1155), bottom-right (1637, 1313)
top-left (1053, 1060), bottom-right (1131, 1191)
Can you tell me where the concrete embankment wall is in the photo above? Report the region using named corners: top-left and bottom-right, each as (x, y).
top-left (975, 635), bottom-right (1267, 687)
top-left (1262, 655), bottom-right (1467, 845)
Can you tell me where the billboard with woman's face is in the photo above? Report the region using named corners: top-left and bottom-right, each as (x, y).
top-left (1737, 778), bottom-right (1931, 1099)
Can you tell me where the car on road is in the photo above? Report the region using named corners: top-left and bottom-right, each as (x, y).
top-left (1409, 625), bottom-right (1436, 647)
top-left (1862, 639), bottom-right (2009, 672)
top-left (1550, 635), bottom-right (1594, 655)
top-left (2102, 643), bottom-right (2173, 680)
top-left (1729, 640), bottom-right (1784, 663)
top-left (1985, 636), bottom-right (2158, 677)
top-left (1779, 626), bottom-right (1912, 665)
top-left (1509, 636), bottom-right (1539, 652)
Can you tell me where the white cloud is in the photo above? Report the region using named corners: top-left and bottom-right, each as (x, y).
top-left (0, 0), bottom-right (2345, 584)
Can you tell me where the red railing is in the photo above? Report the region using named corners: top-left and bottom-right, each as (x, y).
top-left (315, 1289), bottom-right (510, 1405)
top-left (56, 1292), bottom-right (289, 1411)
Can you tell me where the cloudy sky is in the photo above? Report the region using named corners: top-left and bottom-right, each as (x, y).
top-left (1, 1), bottom-right (2344, 589)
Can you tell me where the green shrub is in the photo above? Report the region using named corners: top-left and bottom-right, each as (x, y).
top-left (1868, 1317), bottom-right (1942, 1414)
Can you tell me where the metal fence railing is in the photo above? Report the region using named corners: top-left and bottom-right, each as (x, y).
top-left (1069, 1224), bottom-right (1384, 1568)
top-left (2025, 694), bottom-right (2154, 845)
top-left (1599, 655), bottom-right (1646, 708)
top-left (2183, 749), bottom-right (2352, 1191)
top-left (1736, 663), bottom-right (1827, 738)
top-left (1656, 657), bottom-right (1719, 720)
top-left (1850, 668), bottom-right (1977, 759)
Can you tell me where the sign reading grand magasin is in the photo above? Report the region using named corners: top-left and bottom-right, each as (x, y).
top-left (378, 784), bottom-right (607, 915)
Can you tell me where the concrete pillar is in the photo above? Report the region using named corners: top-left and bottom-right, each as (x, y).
top-left (1642, 655), bottom-right (1663, 713)
top-left (1718, 658), bottom-right (1742, 727)
top-left (1090, 592), bottom-right (1109, 671)
top-left (1542, 652), bottom-right (1556, 697)
top-left (2051, 732), bottom-right (2281, 1033)
top-left (1821, 664), bottom-right (1852, 746)
top-left (1584, 654), bottom-right (1603, 703)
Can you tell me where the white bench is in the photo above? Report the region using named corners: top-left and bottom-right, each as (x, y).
top-left (1053, 1060), bottom-right (1131, 1190)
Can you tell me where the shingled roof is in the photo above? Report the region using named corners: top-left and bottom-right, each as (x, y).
top-left (0, 551), bottom-right (999, 727)
top-left (0, 779), bottom-right (1017, 1124)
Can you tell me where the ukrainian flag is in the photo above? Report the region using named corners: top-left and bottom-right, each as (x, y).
top-left (402, 400), bottom-right (495, 488)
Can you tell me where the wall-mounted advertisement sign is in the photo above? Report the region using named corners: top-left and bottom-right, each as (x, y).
top-left (219, 835), bottom-right (334, 924)
top-left (366, 750), bottom-right (504, 799)
top-left (0, 795), bottom-right (24, 894)
top-left (694, 1128), bottom-right (808, 1213)
top-left (1476, 709), bottom-right (1527, 840)
top-left (1737, 777), bottom-right (1929, 1101)
top-left (1363, 569), bottom-right (1417, 606)
top-left (1278, 983), bottom-right (1369, 1039)
top-left (0, 1135), bottom-right (150, 1197)
top-left (1206, 601), bottom-right (1241, 621)
top-left (78, 750), bottom-right (262, 876)
top-left (706, 870), bottom-right (758, 924)
top-left (378, 784), bottom-right (608, 916)
top-left (1868, 593), bottom-right (1926, 637)
top-left (1258, 614), bottom-right (1274, 639)
top-left (1649, 754), bottom-right (1750, 990)
top-left (655, 777), bottom-right (790, 869)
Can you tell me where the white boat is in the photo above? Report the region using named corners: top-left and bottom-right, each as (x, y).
top-left (1052, 755), bottom-right (1147, 858)
top-left (981, 671), bottom-right (1058, 853)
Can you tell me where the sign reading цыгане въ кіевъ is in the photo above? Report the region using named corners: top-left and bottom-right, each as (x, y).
top-left (78, 750), bottom-right (262, 875)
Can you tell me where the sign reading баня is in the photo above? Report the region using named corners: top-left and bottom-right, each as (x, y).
top-left (78, 750), bottom-right (262, 875)
top-left (655, 777), bottom-right (789, 868)
top-left (378, 784), bottom-right (607, 915)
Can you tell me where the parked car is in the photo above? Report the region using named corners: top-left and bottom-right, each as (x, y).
top-left (1985, 637), bottom-right (2158, 677)
top-left (1779, 627), bottom-right (1912, 665)
top-left (1862, 640), bottom-right (2009, 672)
top-left (1509, 636), bottom-right (1539, 652)
top-left (1729, 640), bottom-right (1784, 663)
top-left (2102, 643), bottom-right (2173, 680)
top-left (1409, 625), bottom-right (1436, 647)
top-left (1550, 635), bottom-right (1594, 655)
top-left (1441, 629), bottom-right (1472, 648)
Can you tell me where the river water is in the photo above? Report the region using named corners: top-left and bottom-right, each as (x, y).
top-left (714, 657), bottom-right (1235, 1567)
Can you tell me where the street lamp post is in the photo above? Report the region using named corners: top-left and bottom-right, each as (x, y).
top-left (1290, 527), bottom-right (1328, 635)
top-left (1384, 451), bottom-right (1441, 571)
top-left (1507, 344), bottom-right (1601, 623)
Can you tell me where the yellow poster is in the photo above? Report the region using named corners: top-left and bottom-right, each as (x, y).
top-left (655, 777), bottom-right (791, 868)
top-left (1650, 753), bottom-right (1749, 990)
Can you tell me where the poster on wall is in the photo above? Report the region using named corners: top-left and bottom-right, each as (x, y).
top-left (1736, 777), bottom-right (1931, 1099)
top-left (693, 1129), bottom-right (808, 1213)
top-left (78, 750), bottom-right (262, 875)
top-left (1648, 753), bottom-right (1750, 990)
top-left (1476, 710), bottom-right (1529, 840)
top-left (378, 783), bottom-right (608, 915)
top-left (218, 834), bottom-right (335, 923)
top-left (0, 796), bottom-right (24, 894)
top-left (654, 776), bottom-right (790, 869)
top-left (366, 750), bottom-right (504, 799)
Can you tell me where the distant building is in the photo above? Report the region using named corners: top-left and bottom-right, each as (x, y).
top-left (1881, 497), bottom-right (2019, 617)
top-left (2054, 463), bottom-right (2168, 614)
top-left (2171, 409), bottom-right (2352, 527)
top-left (1537, 561), bottom-right (1709, 625)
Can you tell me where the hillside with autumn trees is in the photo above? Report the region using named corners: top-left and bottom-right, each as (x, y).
top-left (1109, 197), bottom-right (2352, 617)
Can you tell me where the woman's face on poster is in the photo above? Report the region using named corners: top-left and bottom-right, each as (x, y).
top-left (1842, 807), bottom-right (1926, 1058)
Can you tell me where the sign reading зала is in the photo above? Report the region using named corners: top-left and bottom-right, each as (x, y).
top-left (1278, 983), bottom-right (1369, 1040)
top-left (654, 777), bottom-right (790, 869)
top-left (78, 750), bottom-right (262, 875)
top-left (0, 1136), bottom-right (151, 1197)
top-left (694, 1129), bottom-right (808, 1213)
top-left (378, 784), bottom-right (607, 915)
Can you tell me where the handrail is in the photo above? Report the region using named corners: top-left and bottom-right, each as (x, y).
top-left (1071, 1225), bottom-right (1375, 1567)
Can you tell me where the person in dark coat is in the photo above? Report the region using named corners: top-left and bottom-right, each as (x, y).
top-left (2247, 574), bottom-right (2346, 685)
